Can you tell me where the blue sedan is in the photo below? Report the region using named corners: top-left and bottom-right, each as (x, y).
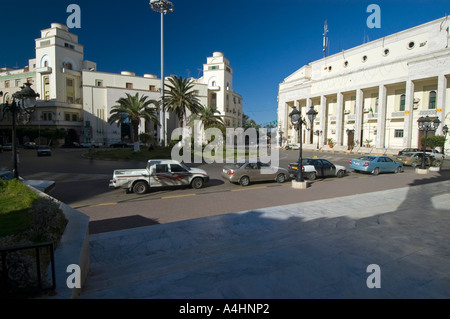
top-left (349, 155), bottom-right (403, 176)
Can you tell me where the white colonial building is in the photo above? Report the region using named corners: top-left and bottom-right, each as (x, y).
top-left (0, 23), bottom-right (243, 146)
top-left (277, 16), bottom-right (450, 154)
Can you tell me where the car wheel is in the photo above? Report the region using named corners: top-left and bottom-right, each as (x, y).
top-left (372, 167), bottom-right (380, 176)
top-left (191, 177), bottom-right (204, 189)
top-left (133, 181), bottom-right (149, 195)
top-left (337, 170), bottom-right (345, 178)
top-left (276, 173), bottom-right (286, 183)
top-left (395, 166), bottom-right (402, 174)
top-left (411, 161), bottom-right (418, 168)
top-left (308, 172), bottom-right (317, 180)
top-left (239, 176), bottom-right (250, 187)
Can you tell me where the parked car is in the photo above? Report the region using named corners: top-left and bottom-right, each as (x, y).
top-left (424, 149), bottom-right (445, 160)
top-left (285, 143), bottom-right (300, 150)
top-left (398, 148), bottom-right (420, 156)
top-left (3, 143), bottom-right (12, 151)
top-left (110, 142), bottom-right (131, 148)
top-left (349, 155), bottom-right (403, 175)
top-left (221, 161), bottom-right (289, 186)
top-left (396, 152), bottom-right (440, 167)
top-left (109, 159), bottom-right (209, 194)
top-left (23, 142), bottom-right (38, 149)
top-left (62, 141), bottom-right (81, 148)
top-left (80, 142), bottom-right (102, 148)
top-left (37, 145), bottom-right (52, 157)
top-left (288, 158), bottom-right (347, 180)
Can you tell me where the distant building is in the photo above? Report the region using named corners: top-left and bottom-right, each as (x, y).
top-left (0, 23), bottom-right (243, 146)
top-left (277, 16), bottom-right (450, 153)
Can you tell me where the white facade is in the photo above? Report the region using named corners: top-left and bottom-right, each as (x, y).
top-left (1, 23), bottom-right (243, 146)
top-left (277, 16), bottom-right (450, 154)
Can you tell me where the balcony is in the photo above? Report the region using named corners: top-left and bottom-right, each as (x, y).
top-left (391, 111), bottom-right (405, 118)
top-left (36, 67), bottom-right (52, 75)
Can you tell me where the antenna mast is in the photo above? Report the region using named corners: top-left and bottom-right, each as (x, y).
top-left (323, 20), bottom-right (329, 58)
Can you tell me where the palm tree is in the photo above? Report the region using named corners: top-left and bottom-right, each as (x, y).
top-left (164, 75), bottom-right (202, 128)
top-left (108, 93), bottom-right (160, 152)
top-left (188, 105), bottom-right (225, 130)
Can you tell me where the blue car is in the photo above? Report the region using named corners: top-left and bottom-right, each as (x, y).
top-left (349, 155), bottom-right (403, 176)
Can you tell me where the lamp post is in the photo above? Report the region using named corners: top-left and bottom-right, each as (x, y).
top-left (289, 106), bottom-right (309, 182)
top-left (307, 107), bottom-right (318, 145)
top-left (442, 124), bottom-right (448, 155)
top-left (417, 115), bottom-right (440, 169)
top-left (150, 0), bottom-right (174, 148)
top-left (1, 83), bottom-right (39, 179)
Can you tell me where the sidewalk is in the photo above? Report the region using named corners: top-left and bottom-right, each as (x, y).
top-left (80, 178), bottom-right (450, 299)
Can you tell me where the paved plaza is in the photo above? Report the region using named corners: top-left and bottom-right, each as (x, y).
top-left (79, 178), bottom-right (450, 299)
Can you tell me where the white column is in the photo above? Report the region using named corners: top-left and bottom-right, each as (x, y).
top-left (376, 85), bottom-right (387, 149)
top-left (437, 74), bottom-right (447, 135)
top-left (354, 89), bottom-right (363, 147)
top-left (336, 92), bottom-right (344, 146)
top-left (306, 98), bottom-right (313, 145)
top-left (320, 95), bottom-right (327, 146)
top-left (403, 80), bottom-right (415, 148)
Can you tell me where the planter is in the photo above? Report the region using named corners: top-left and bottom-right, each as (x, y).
top-left (429, 166), bottom-right (440, 172)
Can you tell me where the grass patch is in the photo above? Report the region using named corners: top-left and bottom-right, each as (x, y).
top-left (90, 145), bottom-right (270, 162)
top-left (90, 146), bottom-right (172, 161)
top-left (0, 179), bottom-right (40, 238)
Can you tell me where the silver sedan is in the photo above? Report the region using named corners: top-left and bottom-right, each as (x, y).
top-left (221, 161), bottom-right (289, 187)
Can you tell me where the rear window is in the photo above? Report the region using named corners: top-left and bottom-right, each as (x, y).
top-left (359, 156), bottom-right (376, 161)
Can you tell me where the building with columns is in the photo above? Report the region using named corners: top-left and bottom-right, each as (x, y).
top-left (277, 16), bottom-right (450, 153)
top-left (1, 23), bottom-right (243, 146)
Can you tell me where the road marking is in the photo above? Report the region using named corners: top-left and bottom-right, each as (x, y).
top-left (162, 194), bottom-right (197, 199)
top-left (94, 202), bottom-right (118, 207)
top-left (231, 186), bottom-right (268, 192)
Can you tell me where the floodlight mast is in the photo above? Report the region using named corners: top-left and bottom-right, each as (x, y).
top-left (149, 0), bottom-right (174, 148)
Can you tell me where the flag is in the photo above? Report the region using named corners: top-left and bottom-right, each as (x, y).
top-left (370, 107), bottom-right (374, 117)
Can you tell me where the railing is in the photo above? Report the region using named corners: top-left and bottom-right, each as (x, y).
top-left (0, 242), bottom-right (56, 298)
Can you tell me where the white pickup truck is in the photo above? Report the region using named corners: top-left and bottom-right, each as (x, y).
top-left (109, 159), bottom-right (210, 194)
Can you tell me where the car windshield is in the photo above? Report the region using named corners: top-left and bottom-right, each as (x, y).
top-left (179, 163), bottom-right (191, 171)
top-left (232, 163), bottom-right (246, 169)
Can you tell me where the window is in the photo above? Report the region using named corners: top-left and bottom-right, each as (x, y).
top-left (383, 48), bottom-right (390, 56)
top-left (395, 129), bottom-right (404, 138)
top-left (155, 164), bottom-right (169, 173)
top-left (362, 55), bottom-right (368, 62)
top-left (170, 164), bottom-right (187, 173)
top-left (95, 80), bottom-right (103, 87)
top-left (43, 76), bottom-right (50, 101)
top-left (149, 85), bottom-right (156, 91)
top-left (408, 41), bottom-right (415, 49)
top-left (64, 42), bottom-right (75, 50)
top-left (344, 61), bottom-right (349, 68)
top-left (126, 83), bottom-right (133, 89)
top-left (66, 78), bottom-right (74, 104)
top-left (429, 91), bottom-right (436, 109)
top-left (5, 80), bottom-right (10, 88)
top-left (400, 94), bottom-right (406, 111)
top-left (65, 114), bottom-right (71, 121)
top-left (72, 114), bottom-right (78, 122)
top-left (209, 66), bottom-right (218, 70)
top-left (42, 112), bottom-right (53, 121)
top-left (15, 80), bottom-right (21, 87)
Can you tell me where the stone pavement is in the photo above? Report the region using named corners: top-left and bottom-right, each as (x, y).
top-left (78, 177), bottom-right (450, 299)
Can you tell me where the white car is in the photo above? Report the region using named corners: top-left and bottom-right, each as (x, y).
top-left (424, 149), bottom-right (445, 160)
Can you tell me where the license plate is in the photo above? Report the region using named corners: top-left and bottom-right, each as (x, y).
top-left (292, 166), bottom-right (298, 170)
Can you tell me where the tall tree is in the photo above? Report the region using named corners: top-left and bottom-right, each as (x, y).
top-left (108, 93), bottom-right (160, 152)
top-left (188, 105), bottom-right (225, 130)
top-left (164, 75), bottom-right (202, 128)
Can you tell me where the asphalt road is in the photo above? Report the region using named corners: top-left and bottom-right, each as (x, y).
top-left (1, 147), bottom-right (448, 234)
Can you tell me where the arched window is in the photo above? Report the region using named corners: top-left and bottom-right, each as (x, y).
top-left (400, 94), bottom-right (406, 111)
top-left (429, 91), bottom-right (436, 109)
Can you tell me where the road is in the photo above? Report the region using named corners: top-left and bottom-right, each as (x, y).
top-left (1, 147), bottom-right (448, 234)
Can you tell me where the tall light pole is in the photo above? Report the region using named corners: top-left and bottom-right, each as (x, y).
top-left (150, 0), bottom-right (174, 148)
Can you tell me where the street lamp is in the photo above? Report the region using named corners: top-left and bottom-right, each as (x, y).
top-left (307, 107), bottom-right (318, 145)
top-left (417, 115), bottom-right (440, 169)
top-left (0, 83), bottom-right (40, 179)
top-left (289, 106), bottom-right (307, 182)
top-left (442, 124), bottom-right (448, 155)
top-left (150, 0), bottom-right (174, 148)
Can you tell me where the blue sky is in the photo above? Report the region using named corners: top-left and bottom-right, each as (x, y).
top-left (1, 0), bottom-right (449, 126)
